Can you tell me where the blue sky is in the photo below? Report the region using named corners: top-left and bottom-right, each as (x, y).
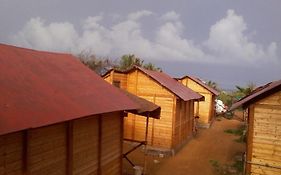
top-left (1, 0), bottom-right (280, 89)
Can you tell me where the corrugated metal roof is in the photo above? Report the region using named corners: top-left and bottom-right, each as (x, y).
top-left (0, 44), bottom-right (138, 135)
top-left (230, 79), bottom-right (281, 110)
top-left (103, 67), bottom-right (204, 101)
top-left (178, 76), bottom-right (219, 95)
top-left (136, 67), bottom-right (204, 101)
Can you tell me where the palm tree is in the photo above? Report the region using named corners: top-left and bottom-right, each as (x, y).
top-left (116, 54), bottom-right (143, 71)
top-left (206, 80), bottom-right (219, 91)
top-left (234, 82), bottom-right (256, 100)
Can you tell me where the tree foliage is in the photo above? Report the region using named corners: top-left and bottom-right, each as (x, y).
top-left (115, 54), bottom-right (162, 71)
top-left (217, 83), bottom-right (256, 108)
top-left (77, 52), bottom-right (162, 75)
top-left (206, 80), bottom-right (219, 91)
top-left (77, 51), bottom-right (113, 75)
top-left (143, 62), bottom-right (162, 71)
top-left (116, 54), bottom-right (143, 71)
top-left (233, 83), bottom-right (255, 100)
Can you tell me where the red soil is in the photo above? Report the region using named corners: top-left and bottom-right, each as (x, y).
top-left (123, 117), bottom-right (245, 175)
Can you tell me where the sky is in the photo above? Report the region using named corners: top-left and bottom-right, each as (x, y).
top-left (1, 0), bottom-right (280, 89)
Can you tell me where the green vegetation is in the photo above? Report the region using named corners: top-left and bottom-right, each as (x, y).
top-left (77, 52), bottom-right (162, 74)
top-left (209, 157), bottom-right (243, 175)
top-left (217, 83), bottom-right (256, 109)
top-left (116, 54), bottom-right (161, 71)
top-left (224, 124), bottom-right (246, 143)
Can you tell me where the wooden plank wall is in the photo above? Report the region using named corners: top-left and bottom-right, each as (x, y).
top-left (125, 70), bottom-right (175, 149)
top-left (0, 132), bottom-right (23, 175)
top-left (179, 77), bottom-right (214, 126)
top-left (248, 90), bottom-right (281, 175)
top-left (73, 117), bottom-right (98, 175)
top-left (28, 124), bottom-right (67, 175)
top-left (172, 100), bottom-right (193, 148)
top-left (105, 70), bottom-right (195, 150)
top-left (0, 112), bottom-right (123, 175)
top-left (113, 72), bottom-right (127, 89)
top-left (101, 113), bottom-right (123, 175)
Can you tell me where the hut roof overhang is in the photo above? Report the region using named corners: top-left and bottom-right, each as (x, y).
top-left (0, 44), bottom-right (139, 135)
top-left (229, 79), bottom-right (281, 111)
top-left (120, 90), bottom-right (161, 119)
top-left (176, 75), bottom-right (219, 96)
top-left (103, 67), bottom-right (204, 102)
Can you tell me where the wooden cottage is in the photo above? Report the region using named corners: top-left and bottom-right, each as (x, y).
top-left (103, 67), bottom-right (203, 154)
top-left (0, 44), bottom-right (139, 175)
top-left (230, 80), bottom-right (281, 175)
top-left (177, 76), bottom-right (219, 128)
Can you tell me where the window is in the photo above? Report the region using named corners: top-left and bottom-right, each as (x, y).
top-left (113, 80), bottom-right (121, 88)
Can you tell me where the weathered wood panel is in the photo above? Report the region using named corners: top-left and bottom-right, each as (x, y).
top-left (28, 124), bottom-right (67, 175)
top-left (0, 132), bottom-right (23, 175)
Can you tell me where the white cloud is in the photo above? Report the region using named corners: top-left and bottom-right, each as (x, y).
top-left (12, 17), bottom-right (78, 53)
top-left (10, 10), bottom-right (278, 65)
top-left (161, 11), bottom-right (180, 21)
top-left (204, 9), bottom-right (278, 64)
top-left (127, 10), bottom-right (153, 20)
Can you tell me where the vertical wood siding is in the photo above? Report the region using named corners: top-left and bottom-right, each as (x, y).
top-left (73, 117), bottom-right (98, 175)
top-left (101, 113), bottom-right (122, 175)
top-left (0, 112), bottom-right (123, 175)
top-left (28, 124), bottom-right (67, 175)
top-left (0, 132), bottom-right (23, 175)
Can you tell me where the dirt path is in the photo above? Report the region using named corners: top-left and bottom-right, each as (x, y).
top-left (123, 118), bottom-right (245, 175)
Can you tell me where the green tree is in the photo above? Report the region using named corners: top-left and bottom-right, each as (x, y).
top-left (206, 80), bottom-right (219, 91)
top-left (116, 54), bottom-right (162, 72)
top-left (116, 54), bottom-right (143, 71)
top-left (77, 51), bottom-right (113, 75)
top-left (143, 62), bottom-right (162, 71)
top-left (233, 83), bottom-right (255, 100)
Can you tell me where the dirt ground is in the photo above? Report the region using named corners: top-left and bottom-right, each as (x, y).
top-left (123, 117), bottom-right (245, 175)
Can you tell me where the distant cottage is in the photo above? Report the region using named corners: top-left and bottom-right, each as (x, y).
top-left (230, 79), bottom-right (281, 175)
top-left (0, 44), bottom-right (139, 175)
top-left (103, 67), bottom-right (203, 154)
top-left (177, 76), bottom-right (219, 128)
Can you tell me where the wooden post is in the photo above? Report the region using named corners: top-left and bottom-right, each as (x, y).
top-left (196, 100), bottom-right (200, 117)
top-left (66, 122), bottom-right (73, 175)
top-left (98, 116), bottom-right (102, 175)
top-left (246, 105), bottom-right (254, 174)
top-left (22, 130), bottom-right (28, 175)
top-left (171, 96), bottom-right (176, 148)
top-left (120, 113), bottom-right (124, 175)
top-left (143, 114), bottom-right (149, 174)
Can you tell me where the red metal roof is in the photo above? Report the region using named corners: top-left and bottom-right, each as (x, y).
top-left (103, 67), bottom-right (204, 101)
top-left (230, 79), bottom-right (281, 110)
top-left (136, 67), bottom-right (204, 101)
top-left (0, 44), bottom-right (138, 135)
top-left (178, 76), bottom-right (219, 95)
